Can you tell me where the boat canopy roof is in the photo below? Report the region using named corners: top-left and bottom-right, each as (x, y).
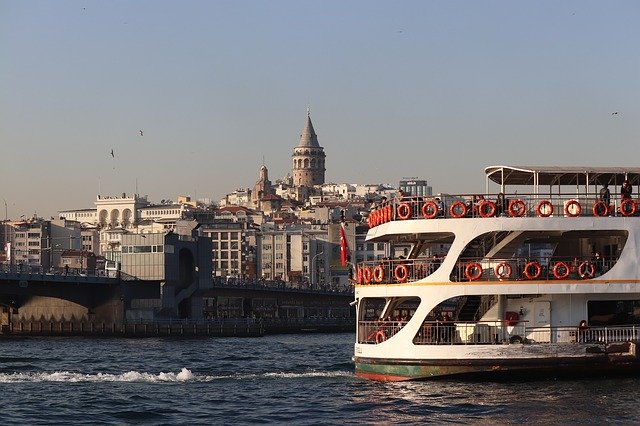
top-left (485, 165), bottom-right (640, 189)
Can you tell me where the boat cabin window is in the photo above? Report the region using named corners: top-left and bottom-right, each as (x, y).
top-left (360, 298), bottom-right (386, 321)
top-left (587, 300), bottom-right (640, 326)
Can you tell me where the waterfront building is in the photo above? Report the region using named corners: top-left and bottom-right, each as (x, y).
top-left (200, 220), bottom-right (258, 279)
top-left (398, 177), bottom-right (432, 198)
top-left (8, 218), bottom-right (80, 269)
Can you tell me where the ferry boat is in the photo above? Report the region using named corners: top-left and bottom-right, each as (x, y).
top-left (353, 165), bottom-right (640, 381)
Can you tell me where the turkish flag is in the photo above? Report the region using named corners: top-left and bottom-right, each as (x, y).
top-left (340, 223), bottom-right (350, 267)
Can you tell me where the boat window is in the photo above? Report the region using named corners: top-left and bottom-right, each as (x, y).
top-left (359, 298), bottom-right (386, 321)
top-left (457, 230), bottom-right (627, 269)
top-left (357, 297), bottom-right (420, 344)
top-left (587, 300), bottom-right (640, 326)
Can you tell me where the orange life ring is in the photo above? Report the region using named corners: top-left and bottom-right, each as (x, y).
top-left (465, 262), bottom-right (483, 281)
top-left (620, 199), bottom-right (637, 217)
top-left (367, 214), bottom-right (373, 228)
top-left (552, 262), bottom-right (570, 280)
top-left (578, 261), bottom-right (595, 279)
top-left (385, 204), bottom-right (392, 222)
top-left (449, 201), bottom-right (468, 218)
top-left (478, 200), bottom-right (497, 218)
top-left (505, 311), bottom-right (520, 327)
top-left (536, 200), bottom-right (554, 217)
top-left (494, 262), bottom-right (512, 280)
top-left (564, 199), bottom-right (582, 217)
top-left (375, 330), bottom-right (386, 344)
top-left (592, 201), bottom-right (609, 217)
top-left (397, 203), bottom-right (412, 220)
top-left (356, 267), bottom-right (363, 285)
top-left (523, 261), bottom-right (542, 280)
top-left (373, 265), bottom-right (385, 283)
top-left (362, 267), bottom-right (373, 284)
top-left (508, 199), bottom-right (526, 217)
top-left (422, 201), bottom-right (439, 219)
top-left (394, 264), bottom-right (409, 282)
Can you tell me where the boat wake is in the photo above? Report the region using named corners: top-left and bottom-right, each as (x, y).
top-left (0, 368), bottom-right (353, 383)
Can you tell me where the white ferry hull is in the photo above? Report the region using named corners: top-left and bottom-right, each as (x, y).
top-left (354, 341), bottom-right (639, 381)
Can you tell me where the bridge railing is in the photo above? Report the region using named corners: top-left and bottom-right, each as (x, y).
top-left (0, 264), bottom-right (138, 281)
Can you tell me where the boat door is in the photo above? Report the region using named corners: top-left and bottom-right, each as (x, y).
top-left (526, 301), bottom-right (551, 343)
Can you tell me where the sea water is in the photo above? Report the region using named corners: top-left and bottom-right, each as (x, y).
top-left (1, 333), bottom-right (639, 424)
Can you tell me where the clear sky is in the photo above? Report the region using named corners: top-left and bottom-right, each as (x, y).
top-left (1, 1), bottom-right (639, 219)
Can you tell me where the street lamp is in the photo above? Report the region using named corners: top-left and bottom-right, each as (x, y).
top-left (311, 251), bottom-right (324, 291)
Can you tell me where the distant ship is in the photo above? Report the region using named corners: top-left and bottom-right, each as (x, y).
top-left (353, 165), bottom-right (640, 381)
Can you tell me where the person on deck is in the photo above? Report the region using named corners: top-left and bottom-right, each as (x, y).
top-left (621, 180), bottom-right (632, 200)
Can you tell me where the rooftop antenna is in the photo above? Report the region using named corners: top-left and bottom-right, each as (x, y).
top-left (307, 104), bottom-right (311, 116)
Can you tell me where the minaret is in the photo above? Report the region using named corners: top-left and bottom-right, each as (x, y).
top-left (292, 107), bottom-right (326, 187)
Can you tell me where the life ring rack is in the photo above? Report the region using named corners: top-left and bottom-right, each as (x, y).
top-left (372, 265), bottom-right (385, 283)
top-left (523, 261), bottom-right (542, 280)
top-left (394, 264), bottom-right (409, 282)
top-left (478, 200), bottom-right (497, 218)
top-left (620, 199), bottom-right (637, 217)
top-left (592, 201), bottom-right (609, 217)
top-left (465, 262), bottom-right (483, 281)
top-left (362, 267), bottom-right (373, 284)
top-left (508, 199), bottom-right (526, 217)
top-left (449, 201), bottom-right (468, 218)
top-left (564, 199), bottom-right (582, 217)
top-left (552, 261), bottom-right (570, 280)
top-left (578, 261), bottom-right (595, 279)
top-left (422, 201), bottom-right (439, 219)
top-left (494, 262), bottom-right (512, 280)
top-left (536, 200), bottom-right (554, 217)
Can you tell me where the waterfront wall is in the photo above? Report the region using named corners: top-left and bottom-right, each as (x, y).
top-left (1, 317), bottom-right (353, 337)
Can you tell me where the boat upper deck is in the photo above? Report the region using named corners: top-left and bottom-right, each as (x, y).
top-left (367, 165), bottom-right (640, 230)
top-left (484, 165), bottom-right (640, 191)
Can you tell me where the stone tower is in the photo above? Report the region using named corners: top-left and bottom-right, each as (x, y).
top-left (292, 109), bottom-right (326, 187)
top-left (251, 164), bottom-right (273, 206)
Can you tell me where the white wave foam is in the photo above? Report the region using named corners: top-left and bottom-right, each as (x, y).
top-left (0, 368), bottom-right (352, 383)
top-left (0, 367), bottom-right (196, 383)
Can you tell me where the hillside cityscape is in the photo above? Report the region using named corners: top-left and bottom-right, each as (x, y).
top-left (0, 111), bottom-right (433, 292)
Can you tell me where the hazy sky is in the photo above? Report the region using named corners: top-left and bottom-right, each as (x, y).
top-left (2, 1), bottom-right (639, 219)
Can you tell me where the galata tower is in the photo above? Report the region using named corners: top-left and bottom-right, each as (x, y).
top-left (292, 108), bottom-right (326, 187)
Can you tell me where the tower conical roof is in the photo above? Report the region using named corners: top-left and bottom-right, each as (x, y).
top-left (297, 113), bottom-right (320, 148)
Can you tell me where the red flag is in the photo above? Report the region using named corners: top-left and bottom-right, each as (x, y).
top-left (340, 223), bottom-right (350, 267)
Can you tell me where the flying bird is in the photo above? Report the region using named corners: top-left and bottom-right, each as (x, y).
top-left (139, 130), bottom-right (144, 136)
top-left (110, 149), bottom-right (114, 158)
top-left (612, 112), bottom-right (619, 115)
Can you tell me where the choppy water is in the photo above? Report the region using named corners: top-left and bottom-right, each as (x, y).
top-left (1, 333), bottom-right (640, 424)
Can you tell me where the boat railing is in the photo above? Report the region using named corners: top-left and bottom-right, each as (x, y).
top-left (358, 320), bottom-right (640, 346)
top-left (450, 255), bottom-right (614, 282)
top-left (367, 192), bottom-right (639, 227)
top-left (356, 254), bottom-right (616, 284)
